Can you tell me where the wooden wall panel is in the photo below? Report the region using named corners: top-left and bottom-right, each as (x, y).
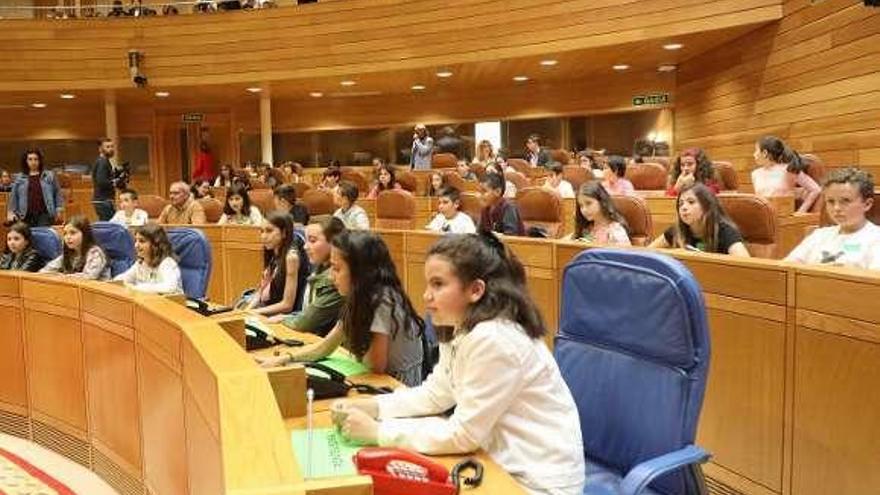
top-left (0, 302), bottom-right (27, 410)
top-left (677, 0), bottom-right (880, 187)
top-left (83, 321), bottom-right (143, 475)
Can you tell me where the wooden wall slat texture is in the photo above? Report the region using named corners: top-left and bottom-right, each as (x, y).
top-left (676, 0), bottom-right (880, 187)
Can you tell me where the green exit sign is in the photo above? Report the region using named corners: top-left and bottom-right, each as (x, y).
top-left (182, 113), bottom-right (204, 123)
top-left (632, 93), bottom-right (670, 106)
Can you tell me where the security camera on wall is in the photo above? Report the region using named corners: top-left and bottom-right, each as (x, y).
top-left (128, 49), bottom-right (148, 87)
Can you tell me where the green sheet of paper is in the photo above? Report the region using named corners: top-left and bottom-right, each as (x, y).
top-left (291, 428), bottom-right (361, 478)
top-left (318, 350), bottom-right (370, 377)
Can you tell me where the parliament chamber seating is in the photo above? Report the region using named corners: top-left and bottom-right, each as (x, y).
top-left (291, 181), bottom-right (311, 199)
top-left (249, 189), bottom-right (276, 217)
top-left (92, 221), bottom-right (136, 277)
top-left (517, 187), bottom-right (564, 238)
top-left (459, 192), bottom-right (485, 224)
top-left (375, 190), bottom-right (417, 230)
top-left (551, 149), bottom-right (573, 164)
top-left (443, 171), bottom-right (480, 192)
top-left (167, 227), bottom-right (212, 299)
top-left (30, 227), bottom-right (62, 261)
top-left (626, 163), bottom-right (668, 190)
top-left (557, 249), bottom-right (711, 495)
top-left (506, 158), bottom-right (532, 175)
top-left (396, 170), bottom-right (419, 193)
top-left (611, 195), bottom-right (654, 246)
top-left (712, 161), bottom-right (739, 191)
top-left (718, 194), bottom-right (778, 258)
top-left (301, 189), bottom-right (335, 219)
top-left (431, 152), bottom-right (457, 169)
top-left (504, 170), bottom-right (530, 192)
top-left (199, 197), bottom-right (224, 223)
top-left (563, 165), bottom-right (592, 192)
top-left (340, 168), bottom-right (370, 195)
top-left (138, 194), bottom-right (169, 219)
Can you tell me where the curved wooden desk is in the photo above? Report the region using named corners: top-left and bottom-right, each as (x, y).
top-left (0, 272), bottom-right (304, 495)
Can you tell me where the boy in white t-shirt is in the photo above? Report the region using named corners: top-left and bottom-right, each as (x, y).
top-left (109, 189), bottom-right (149, 227)
top-left (786, 167), bottom-right (880, 270)
top-left (544, 163), bottom-right (575, 199)
top-left (426, 186), bottom-right (476, 234)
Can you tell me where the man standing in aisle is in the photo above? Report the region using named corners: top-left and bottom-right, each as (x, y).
top-left (92, 138), bottom-right (116, 221)
top-left (410, 124), bottom-right (434, 170)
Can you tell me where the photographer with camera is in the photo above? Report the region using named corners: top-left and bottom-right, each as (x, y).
top-left (6, 148), bottom-right (64, 227)
top-left (92, 138), bottom-right (117, 221)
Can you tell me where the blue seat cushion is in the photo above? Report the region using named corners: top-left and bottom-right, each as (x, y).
top-left (584, 459), bottom-right (662, 495)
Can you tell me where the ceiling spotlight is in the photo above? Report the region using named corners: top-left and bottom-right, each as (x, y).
top-left (436, 70), bottom-right (453, 78)
top-left (246, 87), bottom-right (262, 93)
top-left (340, 80), bottom-right (357, 87)
top-left (60, 94), bottom-right (76, 100)
top-left (540, 59), bottom-right (558, 66)
top-left (155, 91), bottom-right (170, 98)
top-left (513, 75), bottom-right (529, 82)
top-left (657, 64), bottom-right (678, 72)
top-left (411, 84), bottom-right (426, 91)
top-left (663, 43), bottom-right (684, 50)
top-left (31, 103), bottom-right (47, 108)
top-left (309, 91), bottom-right (324, 98)
top-left (612, 64), bottom-right (630, 71)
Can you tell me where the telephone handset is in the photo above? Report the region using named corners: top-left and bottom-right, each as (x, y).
top-left (354, 447), bottom-right (483, 495)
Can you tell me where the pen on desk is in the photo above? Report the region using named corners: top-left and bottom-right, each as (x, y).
top-left (306, 388), bottom-right (314, 479)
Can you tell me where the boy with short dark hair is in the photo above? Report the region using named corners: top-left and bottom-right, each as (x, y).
top-left (786, 167), bottom-right (880, 269)
top-left (426, 187), bottom-right (476, 234)
top-left (478, 173), bottom-right (525, 236)
top-left (110, 188), bottom-right (149, 226)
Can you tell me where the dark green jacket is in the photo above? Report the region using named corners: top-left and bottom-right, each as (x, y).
top-left (282, 263), bottom-right (344, 337)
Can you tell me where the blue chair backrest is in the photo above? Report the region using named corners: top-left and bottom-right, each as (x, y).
top-left (167, 228), bottom-right (211, 299)
top-left (91, 222), bottom-right (136, 277)
top-left (555, 249), bottom-right (710, 495)
top-left (30, 227), bottom-right (62, 261)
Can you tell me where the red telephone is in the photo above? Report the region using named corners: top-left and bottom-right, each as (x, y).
top-left (354, 447), bottom-right (483, 495)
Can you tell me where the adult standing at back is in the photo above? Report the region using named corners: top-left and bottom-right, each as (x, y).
top-left (6, 148), bottom-right (64, 227)
top-left (192, 141), bottom-right (216, 183)
top-left (92, 138), bottom-right (116, 221)
top-left (410, 124), bottom-right (434, 170)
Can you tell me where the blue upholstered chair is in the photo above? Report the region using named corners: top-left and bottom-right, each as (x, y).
top-left (167, 228), bottom-right (211, 299)
top-left (91, 222), bottom-right (136, 277)
top-left (555, 249), bottom-right (711, 495)
top-left (30, 227), bottom-right (62, 262)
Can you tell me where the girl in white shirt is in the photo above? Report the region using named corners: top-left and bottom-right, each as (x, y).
top-left (569, 181), bottom-right (631, 246)
top-left (218, 183), bottom-right (263, 225)
top-left (425, 186), bottom-right (476, 234)
top-left (114, 224), bottom-right (182, 294)
top-left (331, 233), bottom-right (586, 495)
top-left (332, 181), bottom-right (370, 230)
top-left (786, 167), bottom-right (880, 269)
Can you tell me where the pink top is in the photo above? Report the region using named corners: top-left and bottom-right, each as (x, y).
top-left (751, 164), bottom-right (790, 197)
top-left (601, 178), bottom-right (636, 196)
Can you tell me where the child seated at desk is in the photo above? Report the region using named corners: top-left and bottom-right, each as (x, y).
top-left (786, 167), bottom-right (880, 269)
top-left (600, 155), bottom-right (635, 196)
top-left (0, 222), bottom-right (45, 272)
top-left (256, 230), bottom-right (425, 387)
top-left (218, 183), bottom-right (264, 225)
top-left (543, 162), bottom-right (575, 199)
top-left (648, 184), bottom-right (751, 257)
top-left (332, 181), bottom-right (370, 230)
top-left (568, 181), bottom-right (631, 246)
top-left (751, 136), bottom-right (820, 214)
top-left (478, 172), bottom-right (524, 236)
top-left (329, 233), bottom-right (586, 495)
top-left (248, 212), bottom-right (308, 316)
top-left (425, 186), bottom-right (476, 234)
top-left (275, 217), bottom-right (346, 337)
top-left (114, 224), bottom-right (182, 294)
top-left (109, 189), bottom-right (149, 227)
top-left (40, 215), bottom-right (110, 280)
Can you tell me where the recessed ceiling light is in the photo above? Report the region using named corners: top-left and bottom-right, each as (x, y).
top-left (60, 93), bottom-right (75, 100)
top-left (513, 75), bottom-right (529, 82)
top-left (657, 64), bottom-right (678, 72)
top-left (309, 91), bottom-right (324, 98)
top-left (663, 43), bottom-right (684, 50)
top-left (155, 91), bottom-right (170, 98)
top-left (31, 103), bottom-right (47, 108)
top-left (613, 64), bottom-right (630, 71)
top-left (411, 84), bottom-right (426, 91)
top-left (340, 80), bottom-right (357, 87)
top-left (540, 59), bottom-right (558, 66)
top-left (436, 70), bottom-right (453, 78)
top-left (246, 87), bottom-right (262, 93)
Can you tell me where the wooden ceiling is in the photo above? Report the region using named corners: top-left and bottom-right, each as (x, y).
top-left (0, 22), bottom-right (766, 110)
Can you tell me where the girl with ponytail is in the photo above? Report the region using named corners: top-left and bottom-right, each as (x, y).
top-left (752, 136), bottom-right (821, 213)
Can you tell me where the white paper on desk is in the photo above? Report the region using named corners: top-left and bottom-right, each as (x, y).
top-left (245, 316), bottom-right (277, 338)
